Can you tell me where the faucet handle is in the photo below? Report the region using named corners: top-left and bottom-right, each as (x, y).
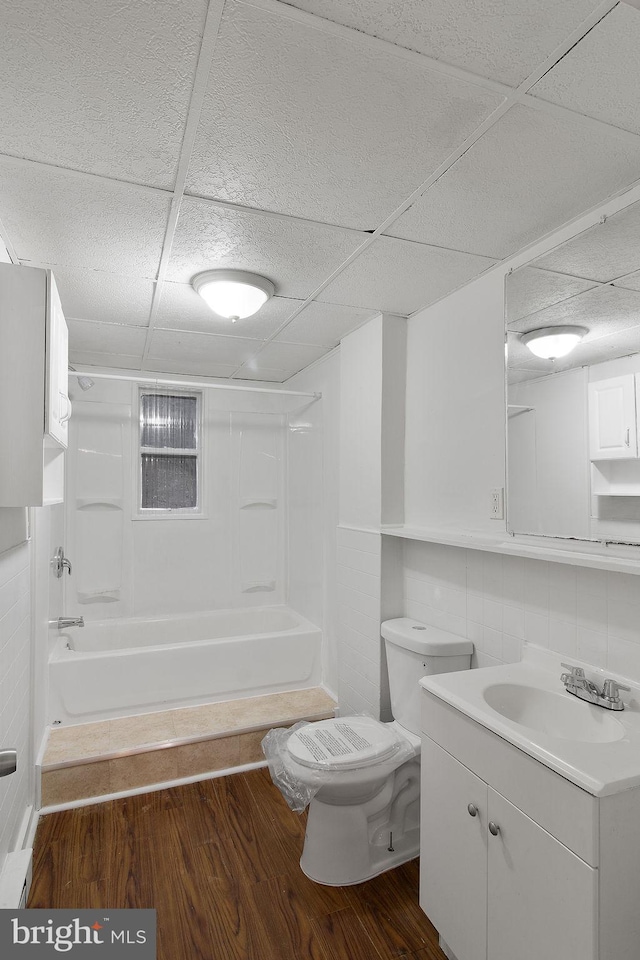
top-left (561, 663), bottom-right (585, 680)
top-left (602, 679), bottom-right (630, 701)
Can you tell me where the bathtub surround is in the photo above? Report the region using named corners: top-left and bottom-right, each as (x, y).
top-left (64, 377), bottom-right (291, 621)
top-left (40, 687), bottom-right (336, 808)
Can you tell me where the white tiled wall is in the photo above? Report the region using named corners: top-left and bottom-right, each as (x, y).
top-left (336, 527), bottom-right (382, 716)
top-left (0, 540), bottom-right (32, 870)
top-left (402, 539), bottom-right (640, 680)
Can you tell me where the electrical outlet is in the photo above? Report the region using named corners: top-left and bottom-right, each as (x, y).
top-left (490, 487), bottom-right (504, 520)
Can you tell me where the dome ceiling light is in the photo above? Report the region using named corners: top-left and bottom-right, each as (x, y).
top-left (521, 325), bottom-right (588, 360)
top-left (191, 269), bottom-right (275, 322)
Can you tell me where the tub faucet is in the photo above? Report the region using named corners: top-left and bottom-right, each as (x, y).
top-left (55, 617), bottom-right (84, 629)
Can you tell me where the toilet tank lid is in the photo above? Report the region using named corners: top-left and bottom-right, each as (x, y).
top-left (381, 618), bottom-right (473, 657)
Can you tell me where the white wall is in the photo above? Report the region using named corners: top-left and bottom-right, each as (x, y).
top-left (399, 537), bottom-right (640, 681)
top-left (287, 351), bottom-right (340, 695)
top-left (339, 316), bottom-right (383, 530)
top-left (404, 270), bottom-right (506, 533)
top-left (0, 535), bottom-right (32, 872)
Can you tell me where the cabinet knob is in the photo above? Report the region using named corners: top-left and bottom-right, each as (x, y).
top-left (467, 803), bottom-right (478, 817)
top-left (488, 821), bottom-right (500, 836)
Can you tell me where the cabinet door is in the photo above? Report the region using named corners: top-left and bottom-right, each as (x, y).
top-left (588, 375), bottom-right (637, 459)
top-left (420, 737), bottom-right (488, 960)
top-left (45, 272), bottom-right (70, 448)
top-left (487, 789), bottom-right (597, 960)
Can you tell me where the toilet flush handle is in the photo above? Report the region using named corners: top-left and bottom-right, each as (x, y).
top-left (0, 749), bottom-right (17, 778)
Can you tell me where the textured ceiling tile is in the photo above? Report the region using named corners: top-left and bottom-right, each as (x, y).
top-left (532, 5), bottom-right (640, 136)
top-left (614, 269), bottom-right (640, 293)
top-left (251, 342), bottom-right (328, 370)
top-left (0, 160), bottom-right (169, 277)
top-left (147, 329), bottom-right (263, 366)
top-left (275, 301), bottom-right (377, 345)
top-left (67, 319), bottom-right (147, 356)
top-left (166, 199), bottom-right (365, 297)
top-left (68, 350), bottom-right (144, 371)
top-left (156, 281), bottom-right (300, 338)
top-left (0, 0), bottom-right (207, 188)
top-left (386, 106), bottom-right (640, 260)
top-left (317, 236), bottom-right (494, 314)
top-left (506, 267), bottom-right (596, 323)
top-left (186, 0), bottom-right (503, 229)
top-left (508, 285), bottom-right (640, 338)
top-left (280, 0), bottom-right (602, 86)
top-left (532, 200), bottom-right (640, 282)
top-left (38, 265), bottom-right (154, 326)
top-left (143, 358), bottom-right (241, 379)
top-left (233, 367), bottom-right (290, 383)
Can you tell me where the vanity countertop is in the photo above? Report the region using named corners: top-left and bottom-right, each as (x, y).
top-left (420, 646), bottom-right (640, 797)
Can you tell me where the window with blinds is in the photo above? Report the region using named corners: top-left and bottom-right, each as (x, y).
top-left (138, 391), bottom-right (201, 514)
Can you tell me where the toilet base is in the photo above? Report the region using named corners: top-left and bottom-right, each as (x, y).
top-left (300, 824), bottom-right (420, 886)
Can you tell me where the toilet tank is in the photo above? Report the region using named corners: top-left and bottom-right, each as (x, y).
top-left (382, 618), bottom-right (473, 736)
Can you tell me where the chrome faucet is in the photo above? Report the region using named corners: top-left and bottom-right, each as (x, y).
top-left (54, 617), bottom-right (84, 629)
top-left (561, 663), bottom-right (629, 711)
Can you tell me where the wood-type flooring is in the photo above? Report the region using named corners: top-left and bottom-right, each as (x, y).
top-left (28, 768), bottom-right (446, 960)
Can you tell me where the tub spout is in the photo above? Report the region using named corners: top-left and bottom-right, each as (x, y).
top-left (54, 617), bottom-right (84, 629)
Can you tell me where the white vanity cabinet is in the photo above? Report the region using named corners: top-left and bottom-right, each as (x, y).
top-left (588, 375), bottom-right (638, 460)
top-left (420, 688), bottom-right (640, 960)
top-left (0, 263), bottom-right (69, 505)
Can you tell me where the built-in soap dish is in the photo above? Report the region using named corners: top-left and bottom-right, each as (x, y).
top-left (241, 580), bottom-right (276, 593)
top-left (240, 498), bottom-right (277, 509)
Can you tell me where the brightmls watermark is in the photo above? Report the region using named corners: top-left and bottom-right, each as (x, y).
top-left (0, 910), bottom-right (156, 957)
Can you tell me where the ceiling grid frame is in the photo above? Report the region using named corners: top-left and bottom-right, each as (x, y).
top-left (0, 0), bottom-right (637, 381)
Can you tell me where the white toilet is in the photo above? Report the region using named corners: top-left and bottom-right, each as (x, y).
top-left (282, 617), bottom-right (473, 885)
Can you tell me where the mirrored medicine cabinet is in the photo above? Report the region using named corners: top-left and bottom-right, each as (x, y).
top-left (506, 197), bottom-right (640, 547)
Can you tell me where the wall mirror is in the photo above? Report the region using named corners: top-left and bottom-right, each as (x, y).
top-left (506, 198), bottom-right (640, 545)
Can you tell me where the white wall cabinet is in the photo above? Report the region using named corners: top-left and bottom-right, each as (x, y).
top-left (588, 375), bottom-right (638, 460)
top-left (420, 689), bottom-right (640, 960)
top-left (0, 263), bottom-right (69, 506)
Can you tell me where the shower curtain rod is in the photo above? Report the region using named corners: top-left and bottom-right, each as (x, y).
top-left (69, 369), bottom-right (322, 400)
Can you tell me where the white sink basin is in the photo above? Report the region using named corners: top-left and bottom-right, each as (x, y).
top-left (419, 647), bottom-right (640, 797)
top-left (483, 682), bottom-right (625, 743)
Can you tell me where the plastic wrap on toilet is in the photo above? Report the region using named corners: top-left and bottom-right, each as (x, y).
top-left (262, 721), bottom-right (324, 811)
top-left (261, 716), bottom-right (417, 813)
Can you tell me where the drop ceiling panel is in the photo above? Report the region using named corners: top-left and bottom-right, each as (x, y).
top-left (147, 329), bottom-right (263, 367)
top-left (250, 341), bottom-right (329, 370)
top-left (275, 302), bottom-right (377, 346)
top-left (233, 367), bottom-right (290, 383)
top-left (532, 200), bottom-right (640, 282)
top-left (69, 351), bottom-right (145, 371)
top-left (532, 5), bottom-right (640, 136)
top-left (386, 105), bottom-right (640, 260)
top-left (508, 285), bottom-right (640, 338)
top-left (0, 0), bottom-right (207, 188)
top-left (615, 270), bottom-right (640, 292)
top-left (40, 266), bottom-right (155, 326)
top-left (281, 0), bottom-right (603, 86)
top-left (67, 319), bottom-right (147, 356)
top-left (317, 236), bottom-right (494, 315)
top-left (506, 267), bottom-right (596, 323)
top-left (156, 282), bottom-right (300, 338)
top-left (166, 199), bottom-right (365, 298)
top-left (142, 358), bottom-right (241, 379)
top-left (0, 160), bottom-right (170, 278)
top-left (186, 0), bottom-right (503, 229)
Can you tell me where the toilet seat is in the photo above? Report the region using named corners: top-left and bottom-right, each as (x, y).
top-left (287, 717), bottom-right (402, 772)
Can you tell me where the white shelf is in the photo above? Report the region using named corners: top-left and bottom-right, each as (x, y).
top-left (380, 525), bottom-right (640, 575)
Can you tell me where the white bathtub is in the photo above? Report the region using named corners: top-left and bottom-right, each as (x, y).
top-left (48, 605), bottom-right (322, 725)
